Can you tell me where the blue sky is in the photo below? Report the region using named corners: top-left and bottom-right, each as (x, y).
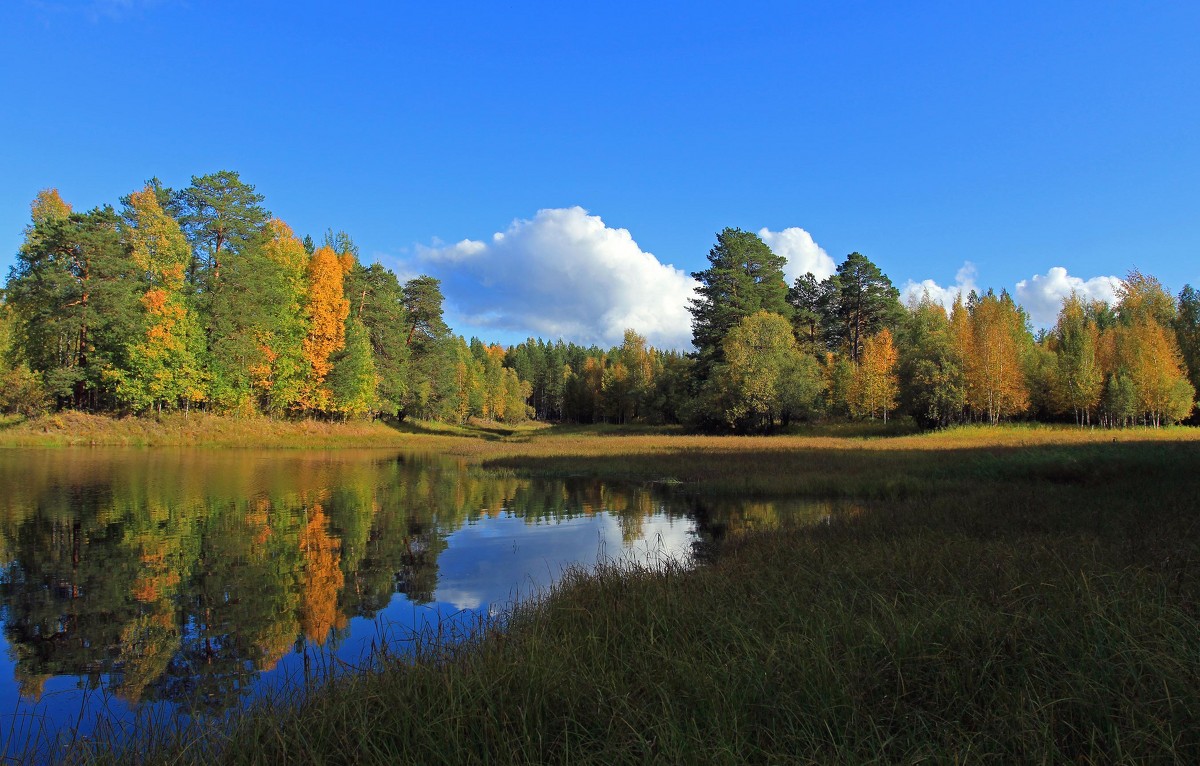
top-left (2, 1), bottom-right (1197, 346)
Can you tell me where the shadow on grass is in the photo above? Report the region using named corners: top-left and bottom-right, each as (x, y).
top-left (482, 437), bottom-right (1200, 503)
top-left (380, 417), bottom-right (516, 441)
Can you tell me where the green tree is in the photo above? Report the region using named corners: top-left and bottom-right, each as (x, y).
top-left (250, 220), bottom-right (311, 414)
top-left (1174, 285), bottom-right (1200, 416)
top-left (711, 311), bottom-right (818, 431)
top-left (787, 272), bottom-right (834, 351)
top-left (204, 228), bottom-right (310, 416)
top-left (897, 296), bottom-right (966, 427)
top-left (7, 203), bottom-right (141, 408)
top-left (1102, 370), bottom-right (1139, 427)
top-left (402, 276), bottom-right (450, 349)
top-left (826, 252), bottom-right (902, 362)
top-left (401, 276), bottom-right (453, 419)
top-left (328, 317), bottom-right (378, 419)
top-left (1050, 294), bottom-right (1103, 425)
top-left (344, 263), bottom-right (410, 417)
top-left (0, 364), bottom-right (49, 417)
top-left (689, 228), bottom-right (792, 379)
top-left (114, 185), bottom-right (207, 412)
top-left (174, 170), bottom-right (268, 288)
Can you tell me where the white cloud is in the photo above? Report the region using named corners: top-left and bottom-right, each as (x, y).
top-left (902, 262), bottom-right (979, 308)
top-left (416, 207), bottom-right (699, 349)
top-left (1015, 267), bottom-right (1123, 327)
top-left (758, 227), bottom-right (836, 283)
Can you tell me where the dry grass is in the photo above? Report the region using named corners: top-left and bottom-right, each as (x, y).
top-left (0, 412), bottom-right (549, 449)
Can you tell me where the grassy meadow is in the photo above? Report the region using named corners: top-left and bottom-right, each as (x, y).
top-left (13, 418), bottom-right (1198, 764)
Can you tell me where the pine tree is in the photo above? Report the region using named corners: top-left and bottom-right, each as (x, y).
top-left (689, 228), bottom-right (791, 379)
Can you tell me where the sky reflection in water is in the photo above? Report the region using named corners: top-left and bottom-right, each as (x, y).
top-left (0, 448), bottom-right (698, 758)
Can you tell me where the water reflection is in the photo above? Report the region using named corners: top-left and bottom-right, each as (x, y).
top-left (0, 448), bottom-right (835, 757)
top-left (0, 449), bottom-right (703, 754)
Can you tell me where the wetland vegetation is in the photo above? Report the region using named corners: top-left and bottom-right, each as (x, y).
top-left (2, 421), bottom-right (1189, 764)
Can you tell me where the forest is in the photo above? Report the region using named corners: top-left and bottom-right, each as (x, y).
top-left (1, 171), bottom-right (1197, 430)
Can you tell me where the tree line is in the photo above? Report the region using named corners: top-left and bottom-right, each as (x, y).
top-left (497, 229), bottom-right (1197, 431)
top-left (0, 173), bottom-right (530, 422)
top-left (2, 175), bottom-right (1196, 430)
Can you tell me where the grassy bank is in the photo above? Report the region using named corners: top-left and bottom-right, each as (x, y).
top-left (66, 425), bottom-right (1200, 765)
top-left (0, 411), bottom-right (547, 448)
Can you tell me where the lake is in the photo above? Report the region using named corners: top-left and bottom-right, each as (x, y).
top-left (0, 447), bottom-right (715, 759)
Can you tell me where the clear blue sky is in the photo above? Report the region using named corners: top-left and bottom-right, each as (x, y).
top-left (2, 1), bottom-right (1197, 346)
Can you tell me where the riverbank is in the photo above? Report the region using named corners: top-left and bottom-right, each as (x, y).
top-left (64, 424), bottom-right (1200, 765)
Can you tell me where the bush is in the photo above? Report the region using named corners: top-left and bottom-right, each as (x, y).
top-left (0, 364), bottom-right (50, 417)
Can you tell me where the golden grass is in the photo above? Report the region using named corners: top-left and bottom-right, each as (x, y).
top-left (3, 411), bottom-right (1196, 464)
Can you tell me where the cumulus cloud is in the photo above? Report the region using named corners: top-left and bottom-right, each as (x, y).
top-left (1015, 267), bottom-right (1123, 327)
top-left (758, 227), bottom-right (836, 283)
top-left (901, 263), bottom-right (1123, 327)
top-left (415, 207), bottom-right (698, 349)
top-left (901, 262), bottom-right (980, 308)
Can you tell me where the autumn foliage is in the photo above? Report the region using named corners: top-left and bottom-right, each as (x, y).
top-left (302, 246), bottom-right (350, 411)
top-left (3, 178), bottom-right (1195, 428)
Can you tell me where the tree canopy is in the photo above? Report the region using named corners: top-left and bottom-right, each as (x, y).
top-left (3, 174), bottom-right (1195, 429)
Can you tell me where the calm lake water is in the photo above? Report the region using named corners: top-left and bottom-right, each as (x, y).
top-left (0, 447), bottom-right (836, 760)
top-left (0, 447), bottom-right (712, 758)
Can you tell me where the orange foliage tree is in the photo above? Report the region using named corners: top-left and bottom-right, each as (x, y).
top-left (302, 246), bottom-right (350, 411)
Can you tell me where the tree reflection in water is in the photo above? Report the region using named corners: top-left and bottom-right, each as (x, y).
top-left (0, 448), bottom-right (715, 736)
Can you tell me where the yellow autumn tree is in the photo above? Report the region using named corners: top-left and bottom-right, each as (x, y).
top-left (302, 246), bottom-right (350, 411)
top-left (116, 185), bottom-right (207, 412)
top-left (483, 343), bottom-right (508, 419)
top-left (1047, 295), bottom-right (1104, 424)
top-left (1110, 273), bottom-right (1195, 425)
top-left (966, 293), bottom-right (1031, 424)
top-left (949, 296), bottom-right (973, 371)
top-left (1121, 321), bottom-right (1196, 425)
top-left (249, 219), bottom-right (311, 412)
top-left (30, 187), bottom-right (72, 225)
top-left (849, 327), bottom-right (899, 421)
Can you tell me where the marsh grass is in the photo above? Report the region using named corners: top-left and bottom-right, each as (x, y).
top-left (33, 425), bottom-right (1200, 763)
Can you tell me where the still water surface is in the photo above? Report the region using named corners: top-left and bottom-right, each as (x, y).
top-left (0, 448), bottom-right (706, 756)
